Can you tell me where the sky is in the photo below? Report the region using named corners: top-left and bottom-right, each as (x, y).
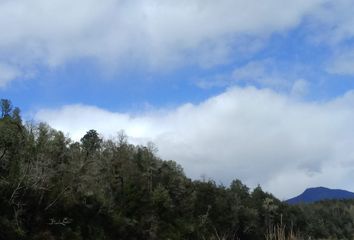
top-left (2, 0), bottom-right (354, 199)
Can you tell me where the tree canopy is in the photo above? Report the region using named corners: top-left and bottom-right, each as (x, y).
top-left (1, 99), bottom-right (354, 240)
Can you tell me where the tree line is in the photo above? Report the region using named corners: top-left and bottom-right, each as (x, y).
top-left (1, 99), bottom-right (354, 240)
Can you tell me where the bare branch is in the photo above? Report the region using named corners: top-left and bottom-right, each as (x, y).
top-left (45, 185), bottom-right (71, 211)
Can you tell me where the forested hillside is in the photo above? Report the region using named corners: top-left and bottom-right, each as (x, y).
top-left (1, 99), bottom-right (354, 240)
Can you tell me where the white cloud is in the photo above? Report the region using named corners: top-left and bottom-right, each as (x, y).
top-left (290, 79), bottom-right (310, 97)
top-left (310, 0), bottom-right (354, 44)
top-left (35, 87), bottom-right (354, 199)
top-left (326, 49), bottom-right (354, 75)
top-left (232, 59), bottom-right (290, 88)
top-left (0, 63), bottom-right (20, 88)
top-left (308, 0), bottom-right (354, 76)
top-left (196, 59), bottom-right (310, 94)
top-left (0, 0), bottom-right (325, 84)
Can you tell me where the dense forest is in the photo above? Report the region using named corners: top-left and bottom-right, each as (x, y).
top-left (1, 99), bottom-right (354, 240)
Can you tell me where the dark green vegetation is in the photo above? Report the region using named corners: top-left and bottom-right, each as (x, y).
top-left (1, 99), bottom-right (354, 240)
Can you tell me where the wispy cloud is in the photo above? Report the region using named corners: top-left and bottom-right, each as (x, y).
top-left (307, 0), bottom-right (354, 77)
top-left (35, 87), bottom-right (354, 199)
top-left (196, 59), bottom-right (311, 97)
top-left (0, 63), bottom-right (20, 88)
top-left (232, 59), bottom-right (289, 88)
top-left (309, 0), bottom-right (354, 44)
top-left (327, 49), bottom-right (354, 75)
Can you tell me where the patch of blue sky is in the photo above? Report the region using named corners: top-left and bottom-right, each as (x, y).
top-left (0, 58), bottom-right (225, 114)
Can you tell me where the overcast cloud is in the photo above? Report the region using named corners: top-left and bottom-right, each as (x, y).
top-left (35, 87), bottom-right (354, 199)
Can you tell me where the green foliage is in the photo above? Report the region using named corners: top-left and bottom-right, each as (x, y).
top-left (1, 99), bottom-right (354, 239)
top-left (80, 129), bottom-right (102, 155)
top-left (1, 99), bottom-right (13, 118)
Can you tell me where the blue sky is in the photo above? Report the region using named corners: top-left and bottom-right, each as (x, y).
top-left (2, 0), bottom-right (354, 198)
top-left (3, 18), bottom-right (354, 113)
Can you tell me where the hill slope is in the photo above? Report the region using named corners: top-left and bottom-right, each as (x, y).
top-left (286, 187), bottom-right (354, 204)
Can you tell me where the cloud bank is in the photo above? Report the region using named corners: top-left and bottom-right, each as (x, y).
top-left (35, 87), bottom-right (354, 199)
top-left (0, 0), bottom-right (327, 87)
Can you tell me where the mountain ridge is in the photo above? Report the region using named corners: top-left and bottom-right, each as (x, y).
top-left (286, 186), bottom-right (354, 204)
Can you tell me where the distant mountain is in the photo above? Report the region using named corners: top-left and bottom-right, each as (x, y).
top-left (286, 187), bottom-right (354, 204)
